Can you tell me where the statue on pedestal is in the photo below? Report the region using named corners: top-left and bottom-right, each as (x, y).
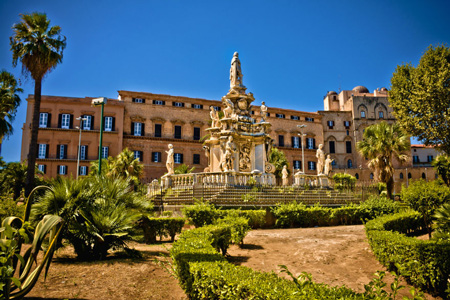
top-left (165, 144), bottom-right (174, 175)
top-left (316, 144), bottom-right (325, 175)
top-left (223, 98), bottom-right (234, 119)
top-left (324, 155), bottom-right (334, 176)
top-left (260, 101), bottom-right (268, 122)
top-left (282, 165), bottom-right (289, 186)
top-left (224, 136), bottom-right (236, 172)
top-left (210, 106), bottom-right (220, 128)
top-left (230, 52), bottom-right (243, 89)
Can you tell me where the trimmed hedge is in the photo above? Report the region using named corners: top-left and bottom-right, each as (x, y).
top-left (272, 197), bottom-right (400, 228)
top-left (171, 220), bottom-right (365, 299)
top-left (140, 217), bottom-right (185, 243)
top-left (215, 216), bottom-right (250, 245)
top-left (365, 211), bottom-right (450, 297)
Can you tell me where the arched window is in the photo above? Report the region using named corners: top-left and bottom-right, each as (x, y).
top-left (355, 173), bottom-right (359, 180)
top-left (370, 173), bottom-right (374, 180)
top-left (422, 173), bottom-right (426, 179)
top-left (347, 159), bottom-right (352, 168)
top-left (399, 173), bottom-right (404, 180)
top-left (361, 111), bottom-right (366, 118)
top-left (408, 173), bottom-right (412, 179)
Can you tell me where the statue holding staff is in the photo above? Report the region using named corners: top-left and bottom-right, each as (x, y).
top-left (166, 144), bottom-right (174, 175)
top-left (324, 154), bottom-right (334, 176)
top-left (316, 144), bottom-right (325, 175)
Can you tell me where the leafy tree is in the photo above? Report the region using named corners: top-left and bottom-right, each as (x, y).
top-left (10, 12), bottom-right (66, 197)
top-left (332, 173), bottom-right (356, 191)
top-left (174, 163), bottom-right (195, 174)
top-left (0, 70), bottom-right (22, 142)
top-left (389, 45), bottom-right (450, 154)
top-left (268, 147), bottom-right (290, 180)
top-left (432, 154), bottom-right (450, 186)
top-left (357, 122), bottom-right (410, 199)
top-left (401, 180), bottom-right (450, 238)
top-left (0, 162), bottom-right (44, 200)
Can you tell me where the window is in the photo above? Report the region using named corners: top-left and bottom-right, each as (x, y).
top-left (101, 146), bottom-right (109, 158)
top-left (82, 115), bottom-right (93, 130)
top-left (39, 113), bottom-right (50, 128)
top-left (192, 104), bottom-right (203, 109)
top-left (308, 161), bottom-right (316, 170)
top-left (174, 125), bottom-right (182, 139)
top-left (278, 135), bottom-right (285, 147)
top-left (153, 100), bottom-right (165, 105)
top-left (427, 155), bottom-right (434, 162)
top-left (104, 116), bottom-right (114, 132)
top-left (292, 136), bottom-right (300, 148)
top-left (193, 154), bottom-right (200, 164)
top-left (38, 164), bottom-right (46, 174)
top-left (79, 166), bottom-right (88, 176)
top-left (79, 145), bottom-right (88, 160)
top-left (331, 160), bottom-right (336, 166)
top-left (293, 160), bottom-right (301, 170)
top-left (276, 113), bottom-right (285, 119)
top-left (329, 141), bottom-right (335, 154)
top-left (413, 156), bottom-right (420, 163)
top-left (133, 122), bottom-right (144, 136)
top-left (60, 113), bottom-right (71, 129)
top-left (213, 106), bottom-right (221, 111)
top-left (133, 150), bottom-right (143, 162)
top-left (344, 121), bottom-right (350, 128)
top-left (360, 111), bottom-right (366, 118)
top-left (174, 153), bottom-right (183, 164)
top-left (305, 117), bottom-right (314, 122)
top-left (57, 145), bottom-right (67, 159)
top-left (306, 138), bottom-right (315, 149)
top-left (290, 115), bottom-right (299, 120)
top-left (408, 173), bottom-right (412, 179)
top-left (422, 173), bottom-right (426, 179)
top-left (370, 173), bottom-right (374, 180)
top-left (346, 141), bottom-right (352, 153)
top-left (347, 159), bottom-right (353, 168)
top-left (58, 165), bottom-right (67, 175)
top-left (155, 124), bottom-right (162, 137)
top-left (173, 102), bottom-right (184, 107)
top-left (132, 98), bottom-right (145, 103)
top-left (346, 130), bottom-right (350, 136)
top-left (152, 152), bottom-right (162, 162)
top-left (379, 111), bottom-right (384, 119)
top-left (193, 127), bottom-right (201, 141)
top-left (250, 111), bottom-right (255, 115)
top-left (327, 120), bottom-right (334, 129)
top-left (38, 144), bottom-right (48, 159)
top-left (400, 173), bottom-right (404, 180)
top-left (355, 173), bottom-right (359, 180)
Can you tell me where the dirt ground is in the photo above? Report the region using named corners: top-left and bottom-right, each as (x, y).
top-left (228, 225), bottom-right (439, 300)
top-left (25, 225), bottom-right (439, 300)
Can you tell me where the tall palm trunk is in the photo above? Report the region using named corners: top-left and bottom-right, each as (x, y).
top-left (25, 78), bottom-right (42, 197)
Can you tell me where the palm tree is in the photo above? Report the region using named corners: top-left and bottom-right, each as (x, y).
top-left (0, 70), bottom-right (22, 151)
top-left (10, 12), bottom-right (66, 197)
top-left (357, 121), bottom-right (410, 199)
top-left (106, 148), bottom-right (144, 185)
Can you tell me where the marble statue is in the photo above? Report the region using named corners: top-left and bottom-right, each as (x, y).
top-left (210, 106), bottom-right (220, 128)
top-left (260, 101), bottom-right (268, 122)
top-left (324, 154), bottom-right (334, 176)
top-left (203, 145), bottom-right (210, 165)
top-left (265, 138), bottom-right (272, 162)
top-left (230, 52), bottom-right (243, 89)
top-left (223, 98), bottom-right (234, 118)
top-left (316, 144), bottom-right (325, 175)
top-left (165, 144), bottom-right (174, 175)
top-left (282, 165), bottom-right (289, 186)
top-left (224, 136), bottom-right (236, 172)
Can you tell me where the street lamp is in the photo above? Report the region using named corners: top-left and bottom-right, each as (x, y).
top-left (92, 97), bottom-right (107, 175)
top-left (75, 116), bottom-right (87, 179)
top-left (297, 124), bottom-right (307, 173)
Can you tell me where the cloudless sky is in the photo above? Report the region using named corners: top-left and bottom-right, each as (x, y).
top-left (1, 0), bottom-right (449, 162)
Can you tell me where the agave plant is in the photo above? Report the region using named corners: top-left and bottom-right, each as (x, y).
top-left (0, 186), bottom-right (63, 299)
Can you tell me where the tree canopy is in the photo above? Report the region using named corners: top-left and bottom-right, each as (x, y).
top-left (0, 70), bottom-right (22, 140)
top-left (268, 147), bottom-right (289, 180)
top-left (389, 45), bottom-right (450, 154)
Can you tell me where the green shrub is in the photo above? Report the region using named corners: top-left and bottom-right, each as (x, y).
top-left (182, 200), bottom-right (218, 227)
top-left (359, 196), bottom-right (400, 221)
top-left (217, 209), bottom-right (266, 229)
top-left (365, 212), bottom-right (450, 297)
top-left (433, 203), bottom-right (450, 241)
top-left (140, 217), bottom-right (185, 243)
top-left (215, 216), bottom-right (250, 245)
top-left (0, 196), bottom-right (24, 221)
top-left (332, 173), bottom-right (356, 191)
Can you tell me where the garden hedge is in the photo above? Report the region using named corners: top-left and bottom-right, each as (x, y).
top-left (140, 217), bottom-right (185, 243)
top-left (171, 220), bottom-right (366, 299)
top-left (365, 211), bottom-right (450, 297)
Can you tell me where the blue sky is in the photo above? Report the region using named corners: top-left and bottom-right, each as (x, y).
top-left (1, 0), bottom-right (449, 162)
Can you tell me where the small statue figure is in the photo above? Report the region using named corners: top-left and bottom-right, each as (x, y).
top-left (224, 136), bottom-right (236, 172)
top-left (223, 98), bottom-right (234, 118)
top-left (165, 144), bottom-right (174, 175)
top-left (265, 138), bottom-right (272, 162)
top-left (203, 145), bottom-right (210, 166)
top-left (260, 101), bottom-right (268, 122)
top-left (230, 52), bottom-right (243, 89)
top-left (282, 165), bottom-right (289, 186)
top-left (316, 144), bottom-right (325, 175)
top-left (324, 154), bottom-right (334, 176)
top-left (210, 106), bottom-right (220, 128)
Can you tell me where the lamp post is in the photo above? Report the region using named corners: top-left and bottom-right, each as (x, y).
top-left (75, 116), bottom-right (87, 179)
top-left (297, 124), bottom-right (307, 173)
top-left (92, 97), bottom-right (107, 175)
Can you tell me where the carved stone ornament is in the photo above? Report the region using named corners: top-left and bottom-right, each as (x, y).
top-left (239, 142), bottom-right (252, 172)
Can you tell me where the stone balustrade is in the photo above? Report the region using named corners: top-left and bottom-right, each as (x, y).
top-left (293, 172), bottom-right (330, 188)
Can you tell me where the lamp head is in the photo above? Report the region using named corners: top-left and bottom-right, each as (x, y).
top-left (92, 97), bottom-right (107, 106)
